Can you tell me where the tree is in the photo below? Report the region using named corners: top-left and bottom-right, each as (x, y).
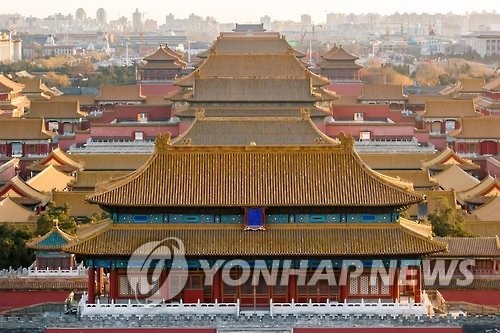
top-left (82, 211), bottom-right (110, 224)
top-left (438, 73), bottom-right (455, 86)
top-left (36, 202), bottom-right (77, 236)
top-left (428, 206), bottom-right (475, 237)
top-left (0, 224), bottom-right (35, 269)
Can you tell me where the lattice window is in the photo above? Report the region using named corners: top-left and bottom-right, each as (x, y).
top-left (119, 276), bottom-right (130, 296)
top-left (381, 275), bottom-right (390, 295)
top-left (349, 276), bottom-right (358, 294)
top-left (360, 276), bottom-right (369, 294)
top-left (129, 276), bottom-right (139, 295)
top-left (370, 275), bottom-right (378, 294)
top-left (150, 277), bottom-right (160, 295)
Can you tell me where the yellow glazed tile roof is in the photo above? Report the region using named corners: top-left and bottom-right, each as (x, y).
top-left (423, 100), bottom-right (481, 118)
top-left (0, 197), bottom-right (36, 223)
top-left (87, 133), bottom-right (423, 208)
top-left (449, 116), bottom-right (500, 139)
top-left (433, 236), bottom-right (500, 257)
top-left (63, 222), bottom-right (446, 257)
top-left (170, 116), bottom-right (337, 146)
top-left (27, 148), bottom-right (85, 172)
top-left (28, 100), bottom-right (87, 119)
top-left (26, 165), bottom-right (74, 192)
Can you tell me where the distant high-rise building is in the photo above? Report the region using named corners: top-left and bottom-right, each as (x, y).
top-left (132, 8), bottom-right (144, 33)
top-left (0, 29), bottom-right (22, 62)
top-left (165, 13), bottom-right (175, 29)
top-left (260, 15), bottom-right (271, 31)
top-left (326, 13), bottom-right (337, 28)
top-left (144, 19), bottom-right (158, 32)
top-left (75, 8), bottom-right (86, 22)
top-left (301, 14), bottom-right (312, 26)
top-left (96, 8), bottom-right (107, 26)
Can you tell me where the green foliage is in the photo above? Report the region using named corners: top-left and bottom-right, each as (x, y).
top-left (399, 210), bottom-right (410, 219)
top-left (82, 211), bottom-right (110, 224)
top-left (392, 64), bottom-right (410, 76)
top-left (77, 65), bottom-right (136, 87)
top-left (0, 224), bottom-right (35, 269)
top-left (438, 73), bottom-right (456, 86)
top-left (428, 206), bottom-right (475, 237)
top-left (36, 202), bottom-right (77, 236)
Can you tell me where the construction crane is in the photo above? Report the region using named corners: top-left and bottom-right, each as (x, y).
top-left (299, 25), bottom-right (321, 64)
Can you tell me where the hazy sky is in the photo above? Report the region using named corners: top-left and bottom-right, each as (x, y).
top-left (2, 0), bottom-right (499, 23)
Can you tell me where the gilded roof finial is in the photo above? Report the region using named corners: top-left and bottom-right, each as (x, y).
top-left (155, 132), bottom-right (172, 153)
top-left (338, 131), bottom-right (354, 150)
top-left (300, 108), bottom-right (310, 120)
top-left (195, 109), bottom-right (205, 120)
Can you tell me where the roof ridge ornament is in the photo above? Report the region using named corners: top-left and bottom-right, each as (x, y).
top-left (338, 131), bottom-right (354, 150)
top-left (155, 132), bottom-right (172, 153)
top-left (300, 108), bottom-right (310, 120)
top-left (195, 108), bottom-right (205, 120)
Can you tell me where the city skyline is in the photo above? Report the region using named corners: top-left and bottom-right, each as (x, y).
top-left (1, 0), bottom-right (499, 24)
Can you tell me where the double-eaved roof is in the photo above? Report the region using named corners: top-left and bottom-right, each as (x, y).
top-left (171, 32), bottom-right (334, 106)
top-left (196, 33), bottom-right (305, 58)
top-left (86, 133), bottom-right (423, 208)
top-left (63, 221), bottom-right (446, 257)
top-left (318, 45), bottom-right (362, 70)
top-left (141, 44), bottom-right (187, 70)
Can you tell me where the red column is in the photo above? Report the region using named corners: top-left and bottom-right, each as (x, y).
top-left (391, 267), bottom-right (399, 302)
top-left (109, 268), bottom-right (118, 301)
top-left (96, 267), bottom-right (104, 297)
top-left (212, 270), bottom-right (222, 302)
top-left (414, 265), bottom-right (422, 303)
top-left (287, 274), bottom-right (297, 302)
top-left (87, 267), bottom-right (95, 304)
top-left (160, 269), bottom-right (169, 302)
top-left (339, 282), bottom-right (348, 302)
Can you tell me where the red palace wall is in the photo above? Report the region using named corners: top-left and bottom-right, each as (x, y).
top-left (46, 327), bottom-right (462, 333)
top-left (324, 124), bottom-right (415, 139)
top-left (89, 124), bottom-right (180, 139)
top-left (294, 328), bottom-right (463, 333)
top-left (46, 329), bottom-right (216, 333)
